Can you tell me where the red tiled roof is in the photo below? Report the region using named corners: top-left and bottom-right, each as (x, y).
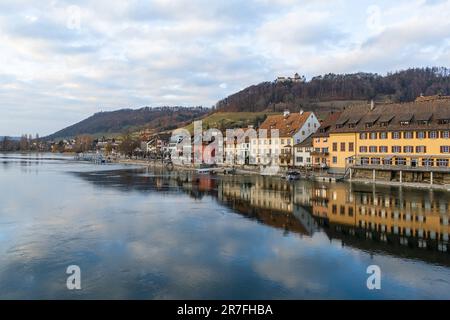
top-left (259, 112), bottom-right (312, 138)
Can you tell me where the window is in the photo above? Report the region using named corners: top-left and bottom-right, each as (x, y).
top-left (442, 131), bottom-right (449, 139)
top-left (332, 205), bottom-right (337, 214)
top-left (281, 139), bottom-right (285, 144)
top-left (380, 132), bottom-right (387, 139)
top-left (297, 157), bottom-right (303, 163)
top-left (422, 159), bottom-right (434, 167)
top-left (371, 158), bottom-right (381, 165)
top-left (429, 131), bottom-right (438, 139)
top-left (403, 146), bottom-right (413, 153)
top-left (395, 157), bottom-right (406, 165)
top-left (332, 156), bottom-right (337, 164)
top-left (370, 132), bottom-right (377, 139)
top-left (379, 146), bottom-right (388, 153)
top-left (404, 131), bottom-right (413, 139)
top-left (439, 119), bottom-right (450, 125)
top-left (416, 131), bottom-right (426, 139)
top-left (441, 146), bottom-right (450, 153)
top-left (383, 158), bottom-right (392, 165)
top-left (332, 143), bottom-right (337, 152)
top-left (416, 146), bottom-right (426, 153)
top-left (369, 146), bottom-right (377, 153)
top-left (360, 133), bottom-right (367, 140)
top-left (306, 157), bottom-right (311, 163)
top-left (392, 146), bottom-right (401, 153)
top-left (340, 142), bottom-right (345, 152)
top-left (349, 142), bottom-right (354, 152)
top-left (392, 132), bottom-right (400, 139)
top-left (359, 146), bottom-right (367, 153)
top-left (361, 157), bottom-right (369, 165)
top-left (437, 159), bottom-right (449, 167)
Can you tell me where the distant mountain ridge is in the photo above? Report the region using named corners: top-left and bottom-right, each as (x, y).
top-left (46, 106), bottom-right (209, 140)
top-left (0, 136), bottom-right (20, 141)
top-left (215, 67), bottom-right (450, 113)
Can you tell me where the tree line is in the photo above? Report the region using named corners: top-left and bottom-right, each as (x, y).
top-left (215, 67), bottom-right (450, 112)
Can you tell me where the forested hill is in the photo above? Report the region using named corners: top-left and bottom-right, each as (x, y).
top-left (215, 67), bottom-right (450, 113)
top-left (46, 106), bottom-right (209, 140)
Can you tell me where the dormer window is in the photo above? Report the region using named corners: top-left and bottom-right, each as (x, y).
top-left (335, 118), bottom-right (349, 129)
top-left (416, 113), bottom-right (432, 126)
top-left (398, 114), bottom-right (413, 126)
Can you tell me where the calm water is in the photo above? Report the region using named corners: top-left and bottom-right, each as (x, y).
top-left (0, 153), bottom-right (450, 299)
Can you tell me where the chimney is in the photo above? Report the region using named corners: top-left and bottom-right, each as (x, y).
top-left (283, 110), bottom-right (290, 117)
top-left (370, 99), bottom-right (375, 111)
top-left (299, 109), bottom-right (304, 115)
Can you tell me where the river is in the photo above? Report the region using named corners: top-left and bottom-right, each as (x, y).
top-left (0, 153), bottom-right (449, 299)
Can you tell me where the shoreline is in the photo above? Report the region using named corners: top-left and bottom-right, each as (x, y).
top-left (115, 158), bottom-right (450, 191)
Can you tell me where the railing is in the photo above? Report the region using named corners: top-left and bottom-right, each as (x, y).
top-left (350, 163), bottom-right (450, 172)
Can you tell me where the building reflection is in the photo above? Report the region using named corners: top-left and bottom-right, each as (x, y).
top-left (73, 168), bottom-right (450, 264)
top-left (215, 175), bottom-right (450, 262)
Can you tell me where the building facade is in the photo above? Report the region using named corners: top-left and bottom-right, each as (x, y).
top-left (251, 110), bottom-right (320, 167)
top-left (314, 96), bottom-right (450, 182)
top-left (293, 135), bottom-right (313, 167)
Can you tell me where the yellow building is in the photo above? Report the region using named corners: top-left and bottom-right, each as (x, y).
top-left (311, 112), bottom-right (342, 168)
top-left (313, 96), bottom-right (450, 183)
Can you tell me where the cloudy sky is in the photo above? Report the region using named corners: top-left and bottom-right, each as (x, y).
top-left (1, 0), bottom-right (450, 136)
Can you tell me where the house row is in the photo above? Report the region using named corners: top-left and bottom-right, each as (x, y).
top-left (311, 95), bottom-right (450, 171)
top-left (142, 95), bottom-right (450, 182)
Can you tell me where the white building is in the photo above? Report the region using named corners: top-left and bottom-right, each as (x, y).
top-left (250, 110), bottom-right (320, 167)
top-left (224, 127), bottom-right (254, 165)
top-left (293, 135), bottom-right (313, 167)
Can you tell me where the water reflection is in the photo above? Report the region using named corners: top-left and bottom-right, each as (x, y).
top-left (74, 168), bottom-right (450, 266)
top-left (1, 155), bottom-right (450, 299)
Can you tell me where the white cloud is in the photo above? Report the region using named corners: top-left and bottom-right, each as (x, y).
top-left (0, 0), bottom-right (449, 136)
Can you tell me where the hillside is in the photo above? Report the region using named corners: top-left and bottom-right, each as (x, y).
top-left (183, 112), bottom-right (274, 134)
top-left (46, 106), bottom-right (209, 140)
top-left (215, 67), bottom-right (450, 113)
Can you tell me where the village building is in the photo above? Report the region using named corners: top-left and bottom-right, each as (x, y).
top-left (293, 135), bottom-right (314, 167)
top-left (320, 95), bottom-right (450, 185)
top-left (311, 112), bottom-right (342, 169)
top-left (224, 127), bottom-right (254, 165)
top-left (144, 132), bottom-right (171, 153)
top-left (251, 110), bottom-right (320, 168)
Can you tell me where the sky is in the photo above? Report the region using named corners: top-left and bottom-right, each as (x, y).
top-left (0, 0), bottom-right (450, 136)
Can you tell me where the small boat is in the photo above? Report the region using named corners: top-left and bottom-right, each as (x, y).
top-left (285, 170), bottom-right (301, 181)
top-left (196, 168), bottom-right (216, 175)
